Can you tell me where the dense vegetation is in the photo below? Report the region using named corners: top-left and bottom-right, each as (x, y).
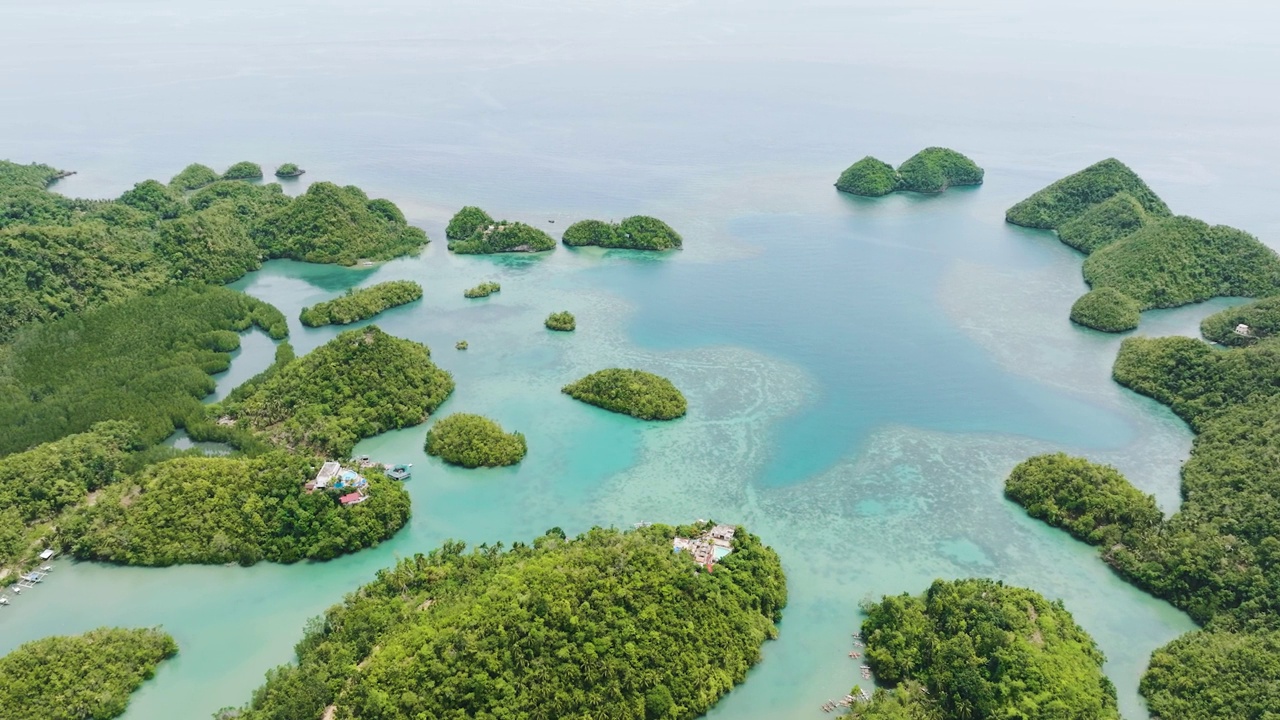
top-left (224, 523), bottom-right (786, 720)
top-left (1201, 296), bottom-right (1280, 346)
top-left (223, 161), bottom-right (264, 180)
top-left (424, 413), bottom-right (527, 468)
top-left (299, 280), bottom-right (422, 326)
top-left (0, 285), bottom-right (286, 455)
top-left (65, 453), bottom-right (410, 565)
top-left (561, 215), bottom-right (683, 250)
top-left (1068, 287), bottom-right (1141, 332)
top-left (0, 422), bottom-right (138, 570)
top-left (0, 627), bottom-right (177, 720)
top-left (444, 205), bottom-right (493, 241)
top-left (835, 148), bottom-right (983, 197)
top-left (835, 157), bottom-right (900, 197)
top-left (0, 160), bottom-right (426, 340)
top-left (251, 181), bottom-right (428, 264)
top-left (1005, 453), bottom-right (1162, 546)
top-left (545, 310), bottom-right (576, 331)
top-left (1005, 158), bottom-right (1170, 229)
top-left (563, 368), bottom-right (687, 420)
top-left (169, 163), bottom-right (220, 191)
top-left (225, 326), bottom-right (454, 457)
top-left (464, 281), bottom-right (500, 298)
top-left (1055, 192), bottom-right (1151, 254)
top-left (895, 148), bottom-right (984, 193)
top-left (1140, 628), bottom-right (1280, 720)
top-left (274, 163), bottom-right (303, 178)
top-left (449, 219), bottom-right (556, 254)
top-left (859, 578), bottom-right (1118, 720)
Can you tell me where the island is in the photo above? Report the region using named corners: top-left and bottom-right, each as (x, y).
top-left (464, 281), bottom-right (500, 298)
top-left (1006, 158), bottom-right (1280, 330)
top-left (562, 368), bottom-right (687, 420)
top-left (445, 206), bottom-right (555, 254)
top-left (1200, 296), bottom-right (1280, 347)
top-left (834, 148), bottom-right (983, 197)
top-left (854, 578), bottom-right (1119, 719)
top-left (1005, 453), bottom-right (1162, 546)
top-left (274, 162), bottom-right (304, 178)
top-left (168, 162), bottom-right (219, 191)
top-left (561, 215), bottom-right (683, 250)
top-left (424, 413), bottom-right (527, 468)
top-left (223, 326), bottom-right (454, 458)
top-left (455, 340), bottom-right (468, 350)
top-left (299, 280), bottom-right (423, 327)
top-left (0, 628), bottom-right (177, 720)
top-left (220, 523), bottom-right (785, 720)
top-left (222, 161), bottom-right (263, 180)
top-left (545, 310), bottom-right (575, 331)
top-left (0, 159), bottom-right (429, 341)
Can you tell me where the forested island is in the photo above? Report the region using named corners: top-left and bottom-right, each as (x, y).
top-left (274, 163), bottom-right (304, 178)
top-left (1006, 158), bottom-right (1280, 331)
top-left (545, 310), bottom-right (576, 331)
top-left (1003, 324), bottom-right (1280, 717)
top-left (464, 281), bottom-right (500, 298)
top-left (299, 280), bottom-right (422, 326)
top-left (445, 205), bottom-right (555, 253)
top-left (561, 216), bottom-right (683, 250)
top-left (563, 368), bottom-right (687, 420)
top-left (0, 159), bottom-right (427, 341)
top-left (0, 627), bottom-right (177, 720)
top-left (854, 579), bottom-right (1119, 719)
top-left (223, 161), bottom-right (263, 180)
top-left (424, 413), bottom-right (527, 468)
top-left (835, 148), bottom-right (984, 197)
top-left (222, 523), bottom-right (786, 720)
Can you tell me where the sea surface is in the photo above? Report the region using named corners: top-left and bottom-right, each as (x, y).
top-left (3, 1), bottom-right (1279, 718)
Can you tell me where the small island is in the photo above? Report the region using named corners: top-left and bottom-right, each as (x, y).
top-left (222, 161), bottom-right (264, 180)
top-left (562, 368), bottom-right (687, 420)
top-left (1005, 453), bottom-right (1162, 546)
top-left (253, 181), bottom-right (429, 265)
top-left (274, 162), bottom-right (304, 178)
top-left (835, 147), bottom-right (983, 197)
top-left (222, 523), bottom-right (785, 720)
top-left (464, 281), bottom-right (500, 298)
top-left (1069, 286), bottom-right (1142, 332)
top-left (561, 215), bottom-right (683, 250)
top-left (856, 578), bottom-right (1119, 719)
top-left (0, 628), bottom-right (178, 720)
top-left (455, 340), bottom-right (468, 350)
top-left (299, 280), bottom-right (423, 326)
top-left (424, 413), bottom-right (527, 468)
top-left (545, 310), bottom-right (575, 331)
top-left (168, 162), bottom-right (219, 191)
top-left (445, 206), bottom-right (556, 254)
top-left (1200, 296), bottom-right (1280, 347)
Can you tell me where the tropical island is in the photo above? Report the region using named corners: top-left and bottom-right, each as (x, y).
top-left (222, 161), bottom-right (263, 180)
top-left (299, 280), bottom-right (423, 327)
top-left (445, 205), bottom-right (556, 253)
top-left (169, 162), bottom-right (220, 191)
top-left (0, 627), bottom-right (178, 720)
top-left (854, 578), bottom-right (1119, 719)
top-left (1006, 158), bottom-right (1280, 331)
top-left (563, 368), bottom-right (687, 420)
top-left (561, 215), bottom-right (683, 250)
top-left (1200, 296), bottom-right (1280, 346)
top-left (274, 162), bottom-right (304, 178)
top-left (221, 523), bottom-right (786, 720)
top-left (424, 413), bottom-right (527, 468)
top-left (835, 147), bottom-right (984, 197)
top-left (545, 310), bottom-right (576, 331)
top-left (464, 281), bottom-right (500, 298)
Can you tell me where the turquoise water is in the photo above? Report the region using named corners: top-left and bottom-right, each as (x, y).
top-left (4, 1), bottom-right (1279, 718)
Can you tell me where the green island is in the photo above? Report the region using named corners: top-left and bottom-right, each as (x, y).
top-left (464, 281), bottom-right (500, 298)
top-left (545, 310), bottom-right (576, 331)
top-left (64, 453), bottom-right (410, 565)
top-left (1005, 158), bottom-right (1280, 331)
top-left (222, 523), bottom-right (786, 720)
top-left (222, 161), bottom-right (263, 180)
top-left (0, 160), bottom-right (427, 341)
top-left (853, 578), bottom-right (1118, 719)
top-left (445, 205), bottom-right (555, 254)
top-left (1003, 327), bottom-right (1280, 718)
top-left (169, 163), bottom-right (220, 191)
top-left (0, 627), bottom-right (177, 720)
top-left (455, 340), bottom-right (468, 350)
top-left (299, 280), bottom-right (423, 327)
top-left (835, 148), bottom-right (983, 197)
top-left (424, 413), bottom-right (527, 468)
top-left (561, 215), bottom-right (683, 250)
top-left (1200, 296), bottom-right (1280, 347)
top-left (222, 326), bottom-right (454, 458)
top-left (563, 368), bottom-right (687, 420)
top-left (274, 162), bottom-right (304, 178)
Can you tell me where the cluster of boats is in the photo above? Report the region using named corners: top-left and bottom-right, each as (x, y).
top-left (2, 563), bottom-right (53, 606)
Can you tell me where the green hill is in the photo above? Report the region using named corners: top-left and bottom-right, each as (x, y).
top-left (896, 147), bottom-right (984, 193)
top-left (834, 156), bottom-right (900, 197)
top-left (299, 280), bottom-right (423, 327)
top-left (1069, 287), bottom-right (1141, 332)
top-left (563, 368), bottom-right (687, 420)
top-left (252, 181), bottom-right (428, 264)
top-left (1005, 158), bottom-right (1170, 229)
top-left (449, 219), bottom-right (555, 254)
top-left (562, 215), bottom-right (683, 250)
top-left (424, 413), bottom-right (527, 468)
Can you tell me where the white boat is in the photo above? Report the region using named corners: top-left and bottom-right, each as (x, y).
top-left (0, 597), bottom-right (9, 605)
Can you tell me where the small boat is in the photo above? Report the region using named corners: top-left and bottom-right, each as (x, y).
top-left (387, 464), bottom-right (412, 481)
top-left (0, 597), bottom-right (9, 605)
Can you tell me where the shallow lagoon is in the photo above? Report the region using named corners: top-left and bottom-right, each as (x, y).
top-left (4, 0), bottom-right (1279, 718)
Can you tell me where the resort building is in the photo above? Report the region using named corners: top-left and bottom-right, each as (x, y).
top-left (673, 524), bottom-right (737, 567)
